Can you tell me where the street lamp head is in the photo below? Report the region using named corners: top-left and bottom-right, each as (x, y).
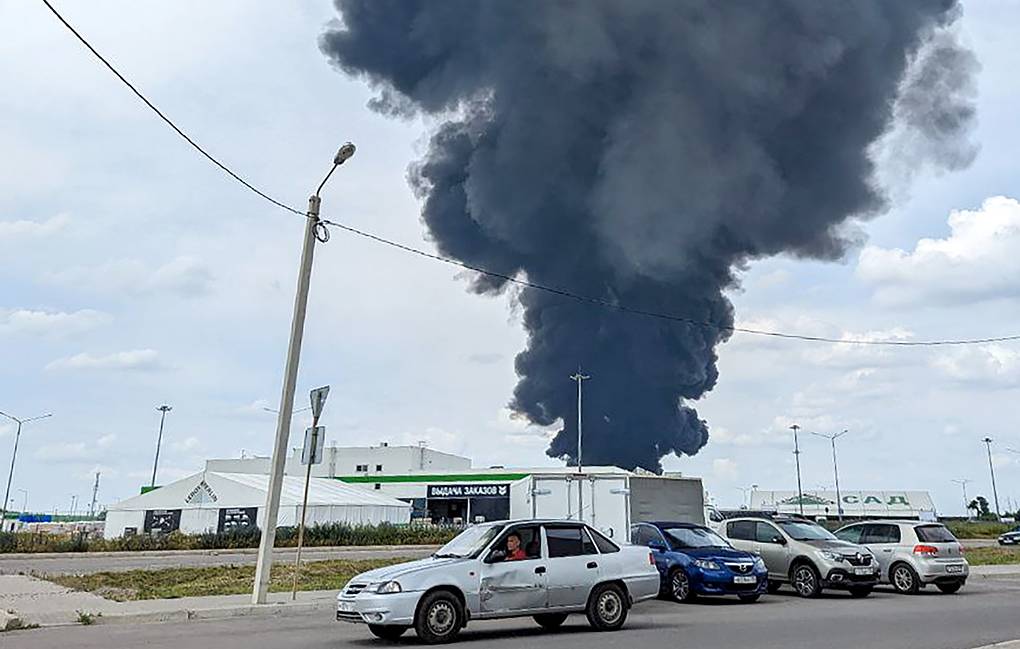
top-left (334, 142), bottom-right (356, 166)
top-left (157, 405), bottom-right (172, 413)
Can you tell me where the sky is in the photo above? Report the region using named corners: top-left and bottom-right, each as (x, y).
top-left (2, 1), bottom-right (1019, 517)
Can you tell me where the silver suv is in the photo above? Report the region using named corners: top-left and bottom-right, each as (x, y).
top-left (834, 520), bottom-right (968, 594)
top-left (721, 517), bottom-right (879, 598)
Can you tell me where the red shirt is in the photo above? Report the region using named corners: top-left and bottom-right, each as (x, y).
top-left (507, 548), bottom-right (527, 561)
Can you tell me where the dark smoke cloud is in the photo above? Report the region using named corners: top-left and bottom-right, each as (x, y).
top-left (321, 1), bottom-right (976, 472)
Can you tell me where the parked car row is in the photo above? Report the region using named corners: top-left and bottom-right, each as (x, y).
top-left (333, 516), bottom-right (970, 644)
top-left (999, 525), bottom-right (1020, 545)
top-left (635, 515), bottom-right (969, 601)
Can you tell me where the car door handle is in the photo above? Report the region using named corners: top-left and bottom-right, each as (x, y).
top-left (535, 566), bottom-right (546, 574)
top-left (587, 562), bottom-right (598, 569)
top-left (882, 549), bottom-right (893, 553)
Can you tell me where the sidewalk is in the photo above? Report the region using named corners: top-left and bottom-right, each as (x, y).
top-left (0, 574), bottom-right (337, 628)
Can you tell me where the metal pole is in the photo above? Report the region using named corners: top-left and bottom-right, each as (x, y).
top-left (253, 198), bottom-right (320, 605)
top-left (570, 370), bottom-right (590, 523)
top-left (291, 421), bottom-right (319, 600)
top-left (790, 424), bottom-right (804, 516)
top-left (151, 405), bottom-right (172, 488)
top-left (952, 479), bottom-right (971, 517)
top-left (89, 472), bottom-right (100, 518)
top-left (831, 436), bottom-right (843, 521)
top-left (1, 421), bottom-right (22, 528)
top-left (983, 438), bottom-right (1001, 519)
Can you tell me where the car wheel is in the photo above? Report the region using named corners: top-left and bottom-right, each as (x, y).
top-left (368, 625), bottom-right (408, 640)
top-left (791, 563), bottom-right (822, 598)
top-left (668, 568), bottom-right (696, 602)
top-left (890, 563), bottom-right (920, 595)
top-left (586, 583), bottom-right (629, 631)
top-left (533, 613), bottom-right (568, 630)
top-left (414, 590), bottom-right (463, 644)
top-left (737, 593), bottom-right (760, 603)
top-left (937, 581), bottom-right (964, 594)
top-left (848, 586), bottom-right (872, 598)
top-left (766, 580), bottom-right (783, 594)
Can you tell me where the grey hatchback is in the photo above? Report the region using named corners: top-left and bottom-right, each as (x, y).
top-left (834, 521), bottom-right (968, 594)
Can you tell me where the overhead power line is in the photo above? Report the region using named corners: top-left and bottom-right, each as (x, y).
top-left (41, 0), bottom-right (1020, 349)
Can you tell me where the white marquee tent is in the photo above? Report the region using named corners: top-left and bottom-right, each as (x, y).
top-left (104, 471), bottom-right (411, 538)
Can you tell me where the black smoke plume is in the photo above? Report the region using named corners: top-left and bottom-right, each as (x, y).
top-left (321, 1), bottom-right (976, 472)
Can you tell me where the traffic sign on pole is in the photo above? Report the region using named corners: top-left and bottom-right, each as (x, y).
top-left (309, 386), bottom-right (330, 420)
top-left (301, 426), bottom-right (325, 465)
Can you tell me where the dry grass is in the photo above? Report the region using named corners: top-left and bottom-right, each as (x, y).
top-left (964, 545), bottom-right (1020, 566)
top-left (47, 557), bottom-right (410, 601)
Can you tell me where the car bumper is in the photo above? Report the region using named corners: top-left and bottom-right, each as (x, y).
top-left (999, 537), bottom-right (1019, 545)
top-left (690, 571), bottom-right (768, 596)
top-left (626, 572), bottom-right (665, 603)
top-left (336, 591), bottom-right (421, 626)
top-left (822, 566), bottom-right (880, 589)
top-left (917, 560), bottom-right (969, 583)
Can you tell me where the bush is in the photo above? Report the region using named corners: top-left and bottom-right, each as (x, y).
top-left (0, 522), bottom-right (458, 554)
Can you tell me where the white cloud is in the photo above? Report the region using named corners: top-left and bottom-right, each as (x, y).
top-left (0, 308), bottom-right (110, 337)
top-left (43, 256), bottom-right (214, 297)
top-left (801, 328), bottom-right (916, 370)
top-left (712, 458), bottom-right (739, 481)
top-left (0, 214), bottom-right (69, 239)
top-left (97, 434), bottom-right (117, 448)
top-left (858, 196), bottom-right (1020, 306)
top-left (46, 349), bottom-right (166, 372)
top-left (34, 441), bottom-right (91, 462)
top-left (171, 436), bottom-right (201, 452)
top-left (931, 345), bottom-right (1020, 388)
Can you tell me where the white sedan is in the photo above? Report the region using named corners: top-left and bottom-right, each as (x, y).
top-left (336, 519), bottom-right (660, 643)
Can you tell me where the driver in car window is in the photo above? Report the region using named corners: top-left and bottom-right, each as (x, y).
top-left (505, 532), bottom-right (527, 561)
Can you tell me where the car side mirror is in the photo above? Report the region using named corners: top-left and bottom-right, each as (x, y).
top-left (485, 549), bottom-right (506, 564)
top-left (772, 535), bottom-right (787, 545)
top-left (648, 540), bottom-right (667, 552)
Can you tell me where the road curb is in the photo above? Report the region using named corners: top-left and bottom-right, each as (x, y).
top-left (0, 544), bottom-right (440, 561)
top-left (969, 641), bottom-right (1020, 649)
top-left (36, 598), bottom-right (336, 628)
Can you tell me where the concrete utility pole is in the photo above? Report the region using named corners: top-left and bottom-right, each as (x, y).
top-left (982, 437), bottom-right (1001, 519)
top-left (150, 405), bottom-right (172, 488)
top-left (789, 424), bottom-right (804, 516)
top-left (252, 143), bottom-right (355, 606)
top-left (811, 430), bottom-right (848, 521)
top-left (88, 472), bottom-right (101, 518)
top-left (0, 410), bottom-right (52, 528)
top-left (952, 479), bottom-right (972, 518)
top-left (570, 369), bottom-right (590, 524)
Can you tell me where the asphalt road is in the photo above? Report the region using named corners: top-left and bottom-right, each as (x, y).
top-left (9, 578), bottom-right (1020, 649)
top-left (0, 546), bottom-right (438, 576)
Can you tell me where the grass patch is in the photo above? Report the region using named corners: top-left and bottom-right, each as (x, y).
top-left (945, 521), bottom-right (1014, 539)
top-left (48, 557), bottom-right (411, 601)
top-left (964, 545), bottom-right (1020, 566)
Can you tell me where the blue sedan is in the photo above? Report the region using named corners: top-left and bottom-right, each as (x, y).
top-left (631, 521), bottom-right (768, 603)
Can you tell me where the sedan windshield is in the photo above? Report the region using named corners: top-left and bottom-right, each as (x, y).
top-left (664, 527), bottom-right (731, 549)
top-left (777, 521), bottom-right (837, 541)
top-left (434, 524), bottom-right (504, 558)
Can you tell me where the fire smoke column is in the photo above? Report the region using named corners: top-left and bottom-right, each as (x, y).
top-left (320, 1), bottom-right (977, 472)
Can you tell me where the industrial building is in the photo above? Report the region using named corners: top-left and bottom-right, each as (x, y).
top-left (103, 471), bottom-right (410, 538)
top-left (749, 490), bottom-right (937, 520)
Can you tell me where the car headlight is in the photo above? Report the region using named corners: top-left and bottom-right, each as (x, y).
top-left (373, 581), bottom-right (402, 594)
top-left (753, 557), bottom-right (766, 570)
top-left (694, 559), bottom-right (721, 570)
top-left (820, 551), bottom-right (844, 562)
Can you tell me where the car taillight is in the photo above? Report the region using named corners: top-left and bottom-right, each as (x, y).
top-left (958, 545), bottom-right (966, 554)
top-left (649, 552), bottom-right (655, 566)
top-left (913, 544), bottom-right (938, 556)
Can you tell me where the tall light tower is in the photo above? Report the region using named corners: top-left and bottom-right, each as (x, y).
top-left (811, 429), bottom-right (848, 521)
top-left (951, 479), bottom-right (972, 517)
top-left (150, 405), bottom-right (172, 488)
top-left (0, 410), bottom-right (52, 528)
top-left (252, 143), bottom-right (356, 606)
top-left (982, 437), bottom-right (1001, 519)
top-left (789, 424), bottom-right (804, 516)
top-left (570, 370), bottom-right (591, 473)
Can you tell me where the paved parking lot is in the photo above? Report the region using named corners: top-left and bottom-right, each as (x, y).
top-left (8, 577), bottom-right (1020, 649)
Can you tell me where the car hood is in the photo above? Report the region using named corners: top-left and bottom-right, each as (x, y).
top-left (348, 556), bottom-right (467, 584)
top-left (800, 539), bottom-right (864, 553)
top-left (1002, 531), bottom-right (1020, 538)
top-left (679, 546), bottom-right (756, 561)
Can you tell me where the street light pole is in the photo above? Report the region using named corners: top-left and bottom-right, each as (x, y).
top-left (252, 143), bottom-right (355, 606)
top-left (0, 410), bottom-right (52, 529)
top-left (811, 430), bottom-right (848, 521)
top-left (789, 424), bottom-right (804, 516)
top-left (569, 369), bottom-right (590, 523)
top-left (150, 405), bottom-right (172, 488)
top-left (982, 437), bottom-right (1001, 519)
top-left (952, 479), bottom-right (972, 518)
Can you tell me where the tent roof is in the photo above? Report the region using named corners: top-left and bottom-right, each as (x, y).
top-left (109, 471), bottom-right (410, 511)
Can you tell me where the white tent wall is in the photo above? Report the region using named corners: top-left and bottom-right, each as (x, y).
top-left (180, 508), bottom-right (220, 535)
top-left (299, 504), bottom-right (409, 528)
top-left (103, 510), bottom-right (144, 539)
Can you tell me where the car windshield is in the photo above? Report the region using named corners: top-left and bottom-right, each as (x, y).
top-left (434, 524), bottom-right (504, 558)
top-left (777, 521), bottom-right (837, 541)
top-left (664, 526), bottom-right (731, 549)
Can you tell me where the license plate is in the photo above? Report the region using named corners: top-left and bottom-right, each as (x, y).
top-left (946, 564), bottom-right (964, 573)
top-left (337, 601), bottom-right (355, 612)
top-left (854, 567), bottom-right (872, 576)
top-left (733, 575), bottom-right (757, 584)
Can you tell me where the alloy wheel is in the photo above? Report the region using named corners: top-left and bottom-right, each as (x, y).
top-left (794, 566), bottom-right (816, 596)
top-left (893, 566), bottom-right (914, 592)
top-left (671, 571), bottom-right (691, 601)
